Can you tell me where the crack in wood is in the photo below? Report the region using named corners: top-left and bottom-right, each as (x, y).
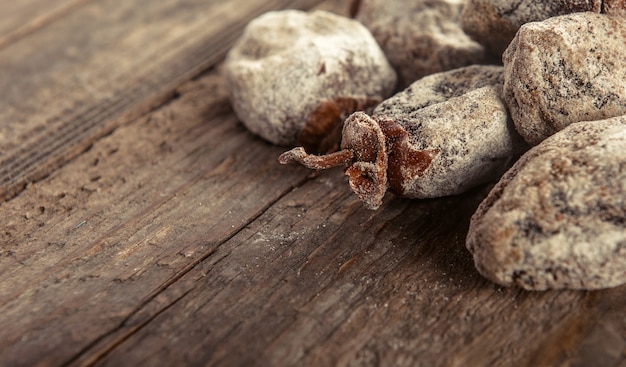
top-left (0, 0), bottom-right (97, 51)
top-left (64, 287), bottom-right (196, 367)
top-left (0, 0), bottom-right (324, 204)
top-left (63, 174), bottom-right (313, 366)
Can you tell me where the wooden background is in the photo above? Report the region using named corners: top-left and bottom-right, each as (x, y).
top-left (1, 0), bottom-right (625, 366)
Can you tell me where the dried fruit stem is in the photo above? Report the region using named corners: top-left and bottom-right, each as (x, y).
top-left (278, 147), bottom-right (354, 170)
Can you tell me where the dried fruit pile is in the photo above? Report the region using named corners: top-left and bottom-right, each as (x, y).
top-left (223, 0), bottom-right (626, 290)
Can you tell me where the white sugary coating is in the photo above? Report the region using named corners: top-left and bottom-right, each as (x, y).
top-left (397, 87), bottom-right (524, 198)
top-left (278, 65), bottom-right (526, 209)
top-left (467, 116), bottom-right (626, 290)
top-left (603, 0), bottom-right (626, 16)
top-left (355, 0), bottom-right (493, 88)
top-left (372, 65), bottom-right (527, 199)
top-left (224, 10), bottom-right (397, 146)
top-left (503, 12), bottom-right (626, 145)
top-left (374, 64), bottom-right (505, 120)
top-left (461, 0), bottom-right (602, 55)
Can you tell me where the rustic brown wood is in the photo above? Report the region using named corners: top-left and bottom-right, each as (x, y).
top-left (0, 0), bottom-right (88, 47)
top-left (1, 0), bottom-right (625, 366)
top-left (0, 0), bottom-right (323, 202)
top-left (0, 71), bottom-right (312, 366)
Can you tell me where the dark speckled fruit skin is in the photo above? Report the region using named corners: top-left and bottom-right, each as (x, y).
top-left (280, 65), bottom-right (527, 210)
top-left (354, 0), bottom-right (494, 88)
top-left (503, 12), bottom-right (626, 146)
top-left (467, 116), bottom-right (626, 290)
top-left (461, 0), bottom-right (602, 56)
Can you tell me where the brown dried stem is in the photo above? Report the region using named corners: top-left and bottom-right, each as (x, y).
top-left (278, 147), bottom-right (354, 170)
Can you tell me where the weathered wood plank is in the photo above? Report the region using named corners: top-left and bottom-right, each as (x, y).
top-left (0, 0), bottom-right (87, 48)
top-left (3, 67), bottom-right (625, 366)
top-left (1, 0), bottom-right (625, 366)
top-left (0, 0), bottom-right (323, 202)
top-left (0, 72), bottom-right (312, 365)
top-left (88, 164), bottom-right (625, 366)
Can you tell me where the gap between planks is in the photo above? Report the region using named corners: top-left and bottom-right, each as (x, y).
top-left (0, 0), bottom-right (325, 203)
top-left (65, 173), bottom-right (314, 366)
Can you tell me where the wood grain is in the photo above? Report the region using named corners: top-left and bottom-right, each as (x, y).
top-left (2, 69), bottom-right (623, 366)
top-left (0, 72), bottom-right (310, 366)
top-left (0, 0), bottom-right (323, 202)
top-left (0, 0), bottom-right (625, 366)
top-left (0, 0), bottom-right (89, 49)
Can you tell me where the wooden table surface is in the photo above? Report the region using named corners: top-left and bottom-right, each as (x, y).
top-left (1, 0), bottom-right (625, 366)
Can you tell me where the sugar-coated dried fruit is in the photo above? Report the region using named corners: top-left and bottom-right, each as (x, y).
top-left (353, 0), bottom-right (494, 88)
top-left (224, 10), bottom-right (397, 152)
top-left (279, 65), bottom-right (527, 210)
top-left (461, 0), bottom-right (603, 56)
top-left (467, 116), bottom-right (626, 290)
top-left (603, 0), bottom-right (626, 16)
top-left (503, 12), bottom-right (626, 145)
